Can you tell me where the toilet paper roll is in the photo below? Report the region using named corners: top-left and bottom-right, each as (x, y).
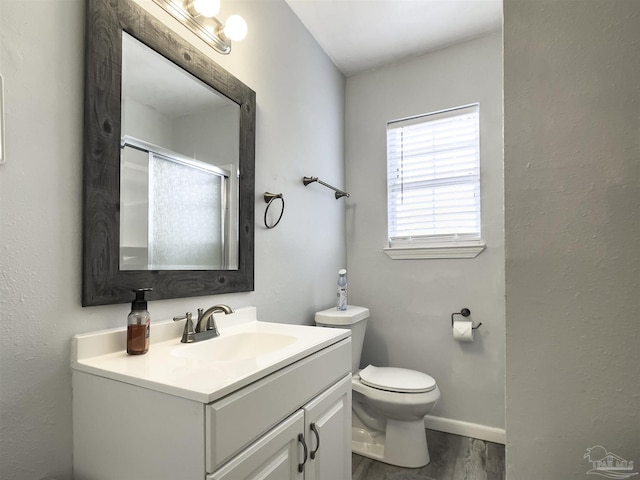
top-left (453, 320), bottom-right (474, 342)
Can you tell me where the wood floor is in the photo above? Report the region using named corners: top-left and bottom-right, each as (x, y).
top-left (351, 430), bottom-right (505, 480)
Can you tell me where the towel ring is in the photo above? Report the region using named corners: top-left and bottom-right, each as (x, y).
top-left (264, 192), bottom-right (284, 229)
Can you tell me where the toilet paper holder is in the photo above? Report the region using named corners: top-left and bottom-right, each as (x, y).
top-left (451, 308), bottom-right (482, 330)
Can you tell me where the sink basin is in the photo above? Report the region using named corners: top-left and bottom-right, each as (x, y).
top-left (171, 332), bottom-right (297, 363)
top-left (72, 307), bottom-right (351, 403)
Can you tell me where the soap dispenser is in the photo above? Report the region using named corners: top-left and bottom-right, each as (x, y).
top-left (127, 288), bottom-right (152, 355)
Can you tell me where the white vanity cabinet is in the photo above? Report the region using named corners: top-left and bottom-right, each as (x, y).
top-left (208, 374), bottom-right (351, 480)
top-left (72, 327), bottom-right (351, 480)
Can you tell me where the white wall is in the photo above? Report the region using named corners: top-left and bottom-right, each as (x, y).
top-left (345, 33), bottom-right (505, 434)
top-left (504, 0), bottom-right (640, 478)
top-left (173, 105), bottom-right (240, 166)
top-left (123, 96), bottom-right (174, 148)
top-left (0, 0), bottom-right (345, 478)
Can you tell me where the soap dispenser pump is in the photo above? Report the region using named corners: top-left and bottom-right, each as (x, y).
top-left (127, 288), bottom-right (152, 355)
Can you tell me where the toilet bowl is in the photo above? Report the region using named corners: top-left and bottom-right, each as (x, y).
top-left (315, 306), bottom-right (441, 468)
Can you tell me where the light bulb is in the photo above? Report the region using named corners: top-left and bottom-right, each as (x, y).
top-left (223, 15), bottom-right (247, 42)
top-left (192, 0), bottom-right (220, 18)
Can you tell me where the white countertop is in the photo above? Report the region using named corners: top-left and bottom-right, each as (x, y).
top-left (72, 307), bottom-right (350, 403)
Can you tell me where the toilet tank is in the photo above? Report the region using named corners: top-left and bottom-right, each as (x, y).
top-left (315, 306), bottom-right (370, 372)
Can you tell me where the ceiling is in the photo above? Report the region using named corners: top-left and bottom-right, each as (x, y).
top-left (284, 0), bottom-right (503, 77)
top-left (123, 31), bottom-right (232, 118)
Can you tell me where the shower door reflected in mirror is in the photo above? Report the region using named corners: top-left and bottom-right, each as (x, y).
top-left (120, 32), bottom-right (240, 271)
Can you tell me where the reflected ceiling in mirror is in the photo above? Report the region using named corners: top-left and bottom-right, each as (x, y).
top-left (120, 32), bottom-right (240, 271)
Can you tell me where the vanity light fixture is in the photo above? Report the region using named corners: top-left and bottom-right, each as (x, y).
top-left (152, 0), bottom-right (247, 54)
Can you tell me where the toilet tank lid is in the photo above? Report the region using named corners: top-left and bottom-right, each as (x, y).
top-left (315, 305), bottom-right (370, 325)
top-left (359, 365), bottom-right (437, 393)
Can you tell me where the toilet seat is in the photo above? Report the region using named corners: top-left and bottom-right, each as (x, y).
top-left (351, 374), bottom-right (441, 421)
top-left (359, 365), bottom-right (436, 393)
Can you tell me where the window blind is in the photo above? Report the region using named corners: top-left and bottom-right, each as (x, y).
top-left (387, 104), bottom-right (481, 245)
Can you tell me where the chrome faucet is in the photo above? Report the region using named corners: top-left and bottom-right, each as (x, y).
top-left (173, 304), bottom-right (234, 343)
top-left (196, 304), bottom-right (235, 334)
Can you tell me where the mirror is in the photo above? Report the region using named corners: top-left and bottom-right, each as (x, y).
top-left (120, 32), bottom-right (240, 271)
top-left (83, 0), bottom-right (255, 306)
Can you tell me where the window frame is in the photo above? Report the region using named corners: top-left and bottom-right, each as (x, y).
top-left (384, 103), bottom-right (485, 260)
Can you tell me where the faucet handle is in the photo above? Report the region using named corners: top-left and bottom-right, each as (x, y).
top-left (173, 312), bottom-right (196, 343)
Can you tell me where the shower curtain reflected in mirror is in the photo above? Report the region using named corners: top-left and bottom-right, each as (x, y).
top-left (120, 144), bottom-right (231, 270)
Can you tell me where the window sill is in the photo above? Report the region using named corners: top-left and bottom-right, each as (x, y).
top-left (383, 242), bottom-right (485, 260)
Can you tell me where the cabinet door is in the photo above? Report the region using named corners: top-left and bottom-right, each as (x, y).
top-left (303, 374), bottom-right (352, 480)
top-left (207, 410), bottom-right (305, 480)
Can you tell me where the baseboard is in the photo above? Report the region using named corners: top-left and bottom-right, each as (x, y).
top-left (424, 415), bottom-right (506, 445)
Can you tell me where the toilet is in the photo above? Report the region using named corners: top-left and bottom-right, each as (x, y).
top-left (315, 305), bottom-right (440, 468)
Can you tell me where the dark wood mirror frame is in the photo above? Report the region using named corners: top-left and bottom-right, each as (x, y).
top-left (83, 0), bottom-right (255, 306)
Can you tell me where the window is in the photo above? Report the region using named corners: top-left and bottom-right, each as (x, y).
top-left (385, 104), bottom-right (485, 259)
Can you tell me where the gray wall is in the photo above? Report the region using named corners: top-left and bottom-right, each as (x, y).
top-left (504, 0), bottom-right (640, 478)
top-left (0, 1), bottom-right (345, 479)
top-left (345, 33), bottom-right (505, 433)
